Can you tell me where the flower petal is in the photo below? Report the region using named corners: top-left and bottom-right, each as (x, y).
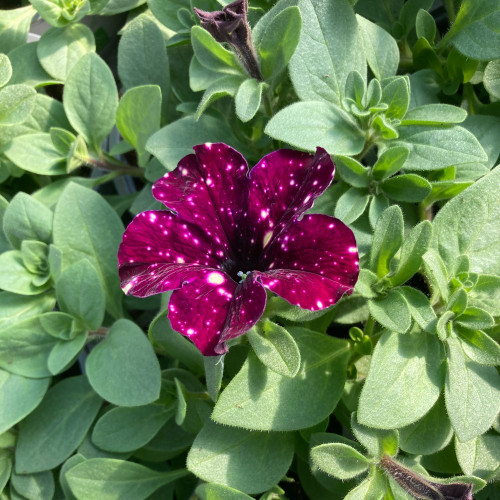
top-left (257, 214), bottom-right (359, 310)
top-left (169, 273), bottom-right (266, 356)
top-left (118, 210), bottom-right (224, 297)
top-left (152, 143), bottom-right (250, 257)
top-left (248, 147), bottom-right (335, 250)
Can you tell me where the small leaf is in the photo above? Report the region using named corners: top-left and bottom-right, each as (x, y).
top-left (0, 84), bottom-right (36, 125)
top-left (456, 307), bottom-right (494, 330)
top-left (456, 326), bottom-right (500, 366)
top-left (258, 6), bottom-right (302, 80)
top-left (368, 289), bottom-right (411, 333)
top-left (381, 174), bottom-right (431, 202)
top-left (416, 8), bottom-right (437, 43)
top-left (358, 330), bottom-right (444, 429)
top-left (265, 101), bottom-right (365, 156)
top-left (66, 459), bottom-right (188, 500)
top-left (10, 470), bottom-right (54, 500)
top-left (247, 320), bottom-right (301, 378)
top-left (399, 286), bottom-right (437, 333)
top-left (445, 336), bottom-right (500, 442)
top-left (196, 483), bottom-right (253, 500)
top-left (334, 187), bottom-right (370, 225)
top-left (370, 205), bottom-right (403, 278)
top-left (423, 249), bottom-right (449, 302)
top-left (0, 53), bottom-right (12, 87)
top-left (187, 420), bottom-right (294, 494)
top-left (368, 194), bottom-right (389, 229)
top-left (204, 355), bottom-right (224, 402)
top-left (63, 53), bottom-right (118, 152)
top-left (310, 443), bottom-right (370, 480)
top-left (85, 319), bottom-right (161, 407)
top-left (484, 59), bottom-right (500, 99)
top-left (191, 25), bottom-right (242, 75)
top-left (381, 75), bottom-right (410, 119)
top-left (335, 155), bottom-right (370, 188)
top-left (401, 104), bottom-right (467, 125)
top-left (372, 146), bottom-right (409, 181)
top-left (390, 220), bottom-right (432, 287)
top-left (234, 79), bottom-right (264, 122)
top-left (15, 375), bottom-right (102, 473)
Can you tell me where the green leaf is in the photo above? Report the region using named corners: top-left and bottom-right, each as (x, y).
top-left (195, 75), bottom-right (243, 119)
top-left (0, 314), bottom-right (60, 378)
top-left (351, 412), bottom-right (399, 458)
top-left (462, 115), bottom-right (500, 169)
top-left (354, 269), bottom-right (378, 299)
top-left (0, 251), bottom-right (48, 296)
top-left (204, 355), bottom-right (224, 402)
top-left (335, 155), bottom-right (370, 188)
top-left (356, 15), bottom-right (399, 79)
top-left (456, 326), bottom-right (500, 366)
top-left (484, 59), bottom-right (500, 99)
top-left (48, 333), bottom-right (88, 375)
top-left (422, 249), bottom-right (450, 302)
top-left (50, 127), bottom-right (76, 155)
top-left (148, 0), bottom-right (190, 32)
top-left (440, 0), bottom-right (500, 60)
top-left (30, 0), bottom-right (90, 27)
top-left (195, 483), bottom-right (253, 500)
top-left (10, 470), bottom-right (54, 500)
top-left (56, 259), bottom-right (105, 330)
top-left (369, 205), bottom-right (403, 278)
top-left (432, 167), bottom-right (500, 276)
top-left (310, 443), bottom-right (370, 480)
top-left (468, 274), bottom-right (500, 316)
top-left (212, 327), bottom-right (350, 431)
top-left (116, 85), bottom-right (161, 167)
top-left (37, 23), bottom-right (96, 81)
top-left (247, 320), bottom-right (301, 378)
top-left (416, 8), bottom-right (437, 43)
top-left (368, 289), bottom-right (411, 333)
top-left (4, 132), bottom-right (66, 175)
top-left (63, 53), bottom-right (118, 152)
top-left (334, 187), bottom-right (370, 225)
top-left (455, 434), bottom-right (500, 481)
top-left (234, 79), bottom-right (264, 122)
top-left (174, 378), bottom-right (187, 426)
top-left (0, 6), bottom-right (35, 53)
top-left (289, 0), bottom-right (366, 105)
top-left (0, 369), bottom-right (50, 434)
top-left (0, 451), bottom-right (12, 494)
top-left (258, 6), bottom-right (302, 80)
top-left (401, 104), bottom-right (467, 125)
top-left (0, 292), bottom-right (55, 328)
top-left (0, 84), bottom-right (36, 125)
top-left (3, 192), bottom-right (53, 249)
top-left (399, 0), bottom-right (433, 35)
top-left (187, 419), bottom-right (294, 494)
top-left (389, 221), bottom-right (432, 287)
top-left (191, 25), bottom-right (242, 75)
top-left (86, 319), bottom-right (161, 407)
top-left (368, 194), bottom-right (389, 229)
top-left (7, 42), bottom-right (55, 88)
top-left (381, 75), bottom-right (410, 119)
top-left (445, 336), bottom-right (500, 442)
top-left (456, 307), bottom-right (494, 330)
top-left (265, 101), bottom-right (364, 156)
top-left (92, 404), bottom-right (172, 453)
top-left (358, 330), bottom-right (444, 428)
top-left (53, 183), bottom-right (124, 318)
top-left (146, 114), bottom-right (247, 171)
top-left (15, 375), bottom-right (102, 473)
top-left (381, 174), bottom-right (431, 202)
top-left (0, 53), bottom-right (12, 87)
top-left (392, 125), bottom-right (487, 171)
top-left (149, 312), bottom-right (204, 375)
top-left (66, 458), bottom-right (188, 500)
top-left (372, 146), bottom-right (409, 181)
top-left (399, 286), bottom-right (437, 333)
top-left (399, 397), bottom-right (453, 455)
top-left (21, 240), bottom-right (49, 276)
top-left (117, 14), bottom-right (170, 117)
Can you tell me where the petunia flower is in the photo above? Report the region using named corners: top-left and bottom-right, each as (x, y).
top-left (118, 143), bottom-right (359, 356)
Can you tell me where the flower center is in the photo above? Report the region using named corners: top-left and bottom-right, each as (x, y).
top-left (236, 270), bottom-right (251, 283)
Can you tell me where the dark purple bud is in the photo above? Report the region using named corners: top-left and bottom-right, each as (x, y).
top-left (380, 456), bottom-right (474, 500)
top-left (194, 0), bottom-right (263, 81)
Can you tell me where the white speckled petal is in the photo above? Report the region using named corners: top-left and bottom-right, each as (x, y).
top-left (257, 214), bottom-right (359, 310)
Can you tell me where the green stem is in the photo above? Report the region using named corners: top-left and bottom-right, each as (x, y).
top-left (418, 201), bottom-right (433, 222)
top-left (91, 171), bottom-right (121, 186)
top-left (263, 88), bottom-right (274, 117)
top-left (443, 0), bottom-right (457, 24)
top-left (364, 315), bottom-right (375, 337)
top-left (85, 156), bottom-right (145, 177)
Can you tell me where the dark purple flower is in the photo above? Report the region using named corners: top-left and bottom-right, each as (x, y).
top-left (194, 0), bottom-right (263, 81)
top-left (118, 143), bottom-right (359, 356)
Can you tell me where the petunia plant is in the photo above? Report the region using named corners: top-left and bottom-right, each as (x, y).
top-left (1, 0), bottom-right (500, 499)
